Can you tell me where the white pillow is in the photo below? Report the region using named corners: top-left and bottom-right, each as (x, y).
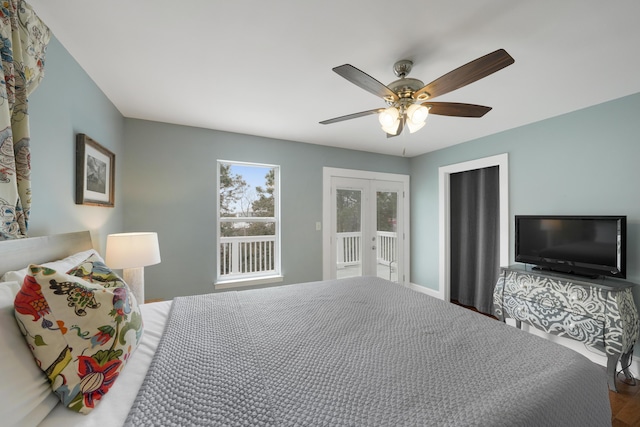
top-left (1, 249), bottom-right (99, 283)
top-left (0, 281), bottom-right (59, 426)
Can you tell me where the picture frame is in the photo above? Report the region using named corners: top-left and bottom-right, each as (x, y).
top-left (75, 133), bottom-right (115, 207)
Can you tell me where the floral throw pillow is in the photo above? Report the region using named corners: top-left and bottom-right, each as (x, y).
top-left (13, 255), bottom-right (143, 414)
top-left (67, 253), bottom-right (130, 289)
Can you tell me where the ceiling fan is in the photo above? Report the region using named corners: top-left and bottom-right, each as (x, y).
top-left (320, 49), bottom-right (515, 137)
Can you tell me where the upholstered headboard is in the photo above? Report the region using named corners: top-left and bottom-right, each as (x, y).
top-left (0, 231), bottom-right (94, 277)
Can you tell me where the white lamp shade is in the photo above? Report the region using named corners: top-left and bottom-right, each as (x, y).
top-left (407, 120), bottom-right (426, 133)
top-left (381, 119), bottom-right (401, 134)
top-left (406, 104), bottom-right (429, 124)
top-left (105, 232), bottom-right (161, 269)
top-left (378, 107), bottom-right (399, 127)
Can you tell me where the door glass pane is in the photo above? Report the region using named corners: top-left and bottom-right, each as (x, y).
top-left (336, 189), bottom-right (362, 279)
top-left (376, 191), bottom-right (398, 282)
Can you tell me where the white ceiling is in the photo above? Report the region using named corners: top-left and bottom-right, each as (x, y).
top-left (29, 0), bottom-right (640, 157)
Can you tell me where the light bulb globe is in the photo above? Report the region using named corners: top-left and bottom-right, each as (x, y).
top-left (407, 104), bottom-right (429, 124)
top-left (378, 107), bottom-right (399, 127)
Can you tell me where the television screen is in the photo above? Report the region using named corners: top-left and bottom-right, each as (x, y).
top-left (515, 215), bottom-right (626, 278)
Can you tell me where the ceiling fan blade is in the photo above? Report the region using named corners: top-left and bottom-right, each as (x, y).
top-left (333, 64), bottom-right (399, 102)
top-left (319, 108), bottom-right (383, 125)
top-left (425, 102), bottom-right (492, 117)
top-left (413, 49), bottom-right (514, 100)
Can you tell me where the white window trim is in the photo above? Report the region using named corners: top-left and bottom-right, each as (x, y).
top-left (215, 160), bottom-right (281, 288)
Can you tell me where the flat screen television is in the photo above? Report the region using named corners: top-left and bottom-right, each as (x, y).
top-left (515, 215), bottom-right (626, 279)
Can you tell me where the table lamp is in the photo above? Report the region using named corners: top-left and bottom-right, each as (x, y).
top-left (105, 232), bottom-right (161, 304)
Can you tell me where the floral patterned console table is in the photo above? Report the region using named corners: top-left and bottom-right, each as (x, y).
top-left (493, 265), bottom-right (639, 392)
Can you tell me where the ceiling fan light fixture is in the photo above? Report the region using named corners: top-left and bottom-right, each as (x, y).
top-left (381, 119), bottom-right (400, 135)
top-left (321, 49), bottom-right (514, 141)
top-left (407, 104), bottom-right (429, 124)
top-left (378, 107), bottom-right (399, 127)
top-left (407, 120), bottom-right (426, 134)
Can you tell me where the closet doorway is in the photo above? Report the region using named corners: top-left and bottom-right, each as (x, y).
top-left (438, 154), bottom-right (509, 309)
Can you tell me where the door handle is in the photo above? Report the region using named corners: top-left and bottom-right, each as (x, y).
top-left (372, 246), bottom-right (376, 250)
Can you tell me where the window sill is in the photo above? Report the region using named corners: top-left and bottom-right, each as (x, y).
top-left (215, 275), bottom-right (284, 290)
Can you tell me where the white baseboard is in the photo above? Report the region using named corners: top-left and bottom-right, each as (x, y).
top-left (406, 282), bottom-right (443, 299)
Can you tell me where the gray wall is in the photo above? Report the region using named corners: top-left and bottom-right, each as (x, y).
top-left (122, 119), bottom-right (410, 300)
top-left (410, 91), bottom-right (640, 314)
top-left (28, 36), bottom-right (125, 252)
top-left (27, 35), bottom-right (410, 301)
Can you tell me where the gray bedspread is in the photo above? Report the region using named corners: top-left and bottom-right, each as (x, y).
top-left (125, 277), bottom-right (611, 426)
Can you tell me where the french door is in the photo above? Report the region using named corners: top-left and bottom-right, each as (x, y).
top-left (324, 170), bottom-right (408, 284)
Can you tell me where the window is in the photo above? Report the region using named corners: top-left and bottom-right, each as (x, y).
top-left (216, 160), bottom-right (281, 286)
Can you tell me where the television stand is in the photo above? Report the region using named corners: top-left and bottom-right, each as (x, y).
top-left (493, 264), bottom-right (639, 392)
top-left (530, 265), bottom-right (599, 279)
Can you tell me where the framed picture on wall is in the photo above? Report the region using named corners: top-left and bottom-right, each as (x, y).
top-left (75, 133), bottom-right (115, 207)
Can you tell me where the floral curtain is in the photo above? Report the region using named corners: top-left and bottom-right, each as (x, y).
top-left (0, 0), bottom-right (50, 240)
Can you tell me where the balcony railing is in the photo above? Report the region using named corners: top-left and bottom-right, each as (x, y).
top-left (219, 231), bottom-right (397, 279)
top-left (220, 235), bottom-right (276, 278)
top-left (336, 232), bottom-right (361, 267)
top-left (376, 231), bottom-right (398, 267)
top-left (336, 231), bottom-right (397, 267)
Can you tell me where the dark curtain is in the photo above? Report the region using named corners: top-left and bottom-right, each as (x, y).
top-left (449, 166), bottom-right (499, 314)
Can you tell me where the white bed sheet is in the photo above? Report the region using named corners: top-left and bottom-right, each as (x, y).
top-left (38, 300), bottom-right (172, 427)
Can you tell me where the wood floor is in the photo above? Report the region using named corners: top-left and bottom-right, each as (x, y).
top-left (611, 378), bottom-right (640, 426)
top-left (451, 300), bottom-right (640, 426)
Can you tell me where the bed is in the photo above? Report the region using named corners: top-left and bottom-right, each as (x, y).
top-left (0, 231), bottom-right (612, 426)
